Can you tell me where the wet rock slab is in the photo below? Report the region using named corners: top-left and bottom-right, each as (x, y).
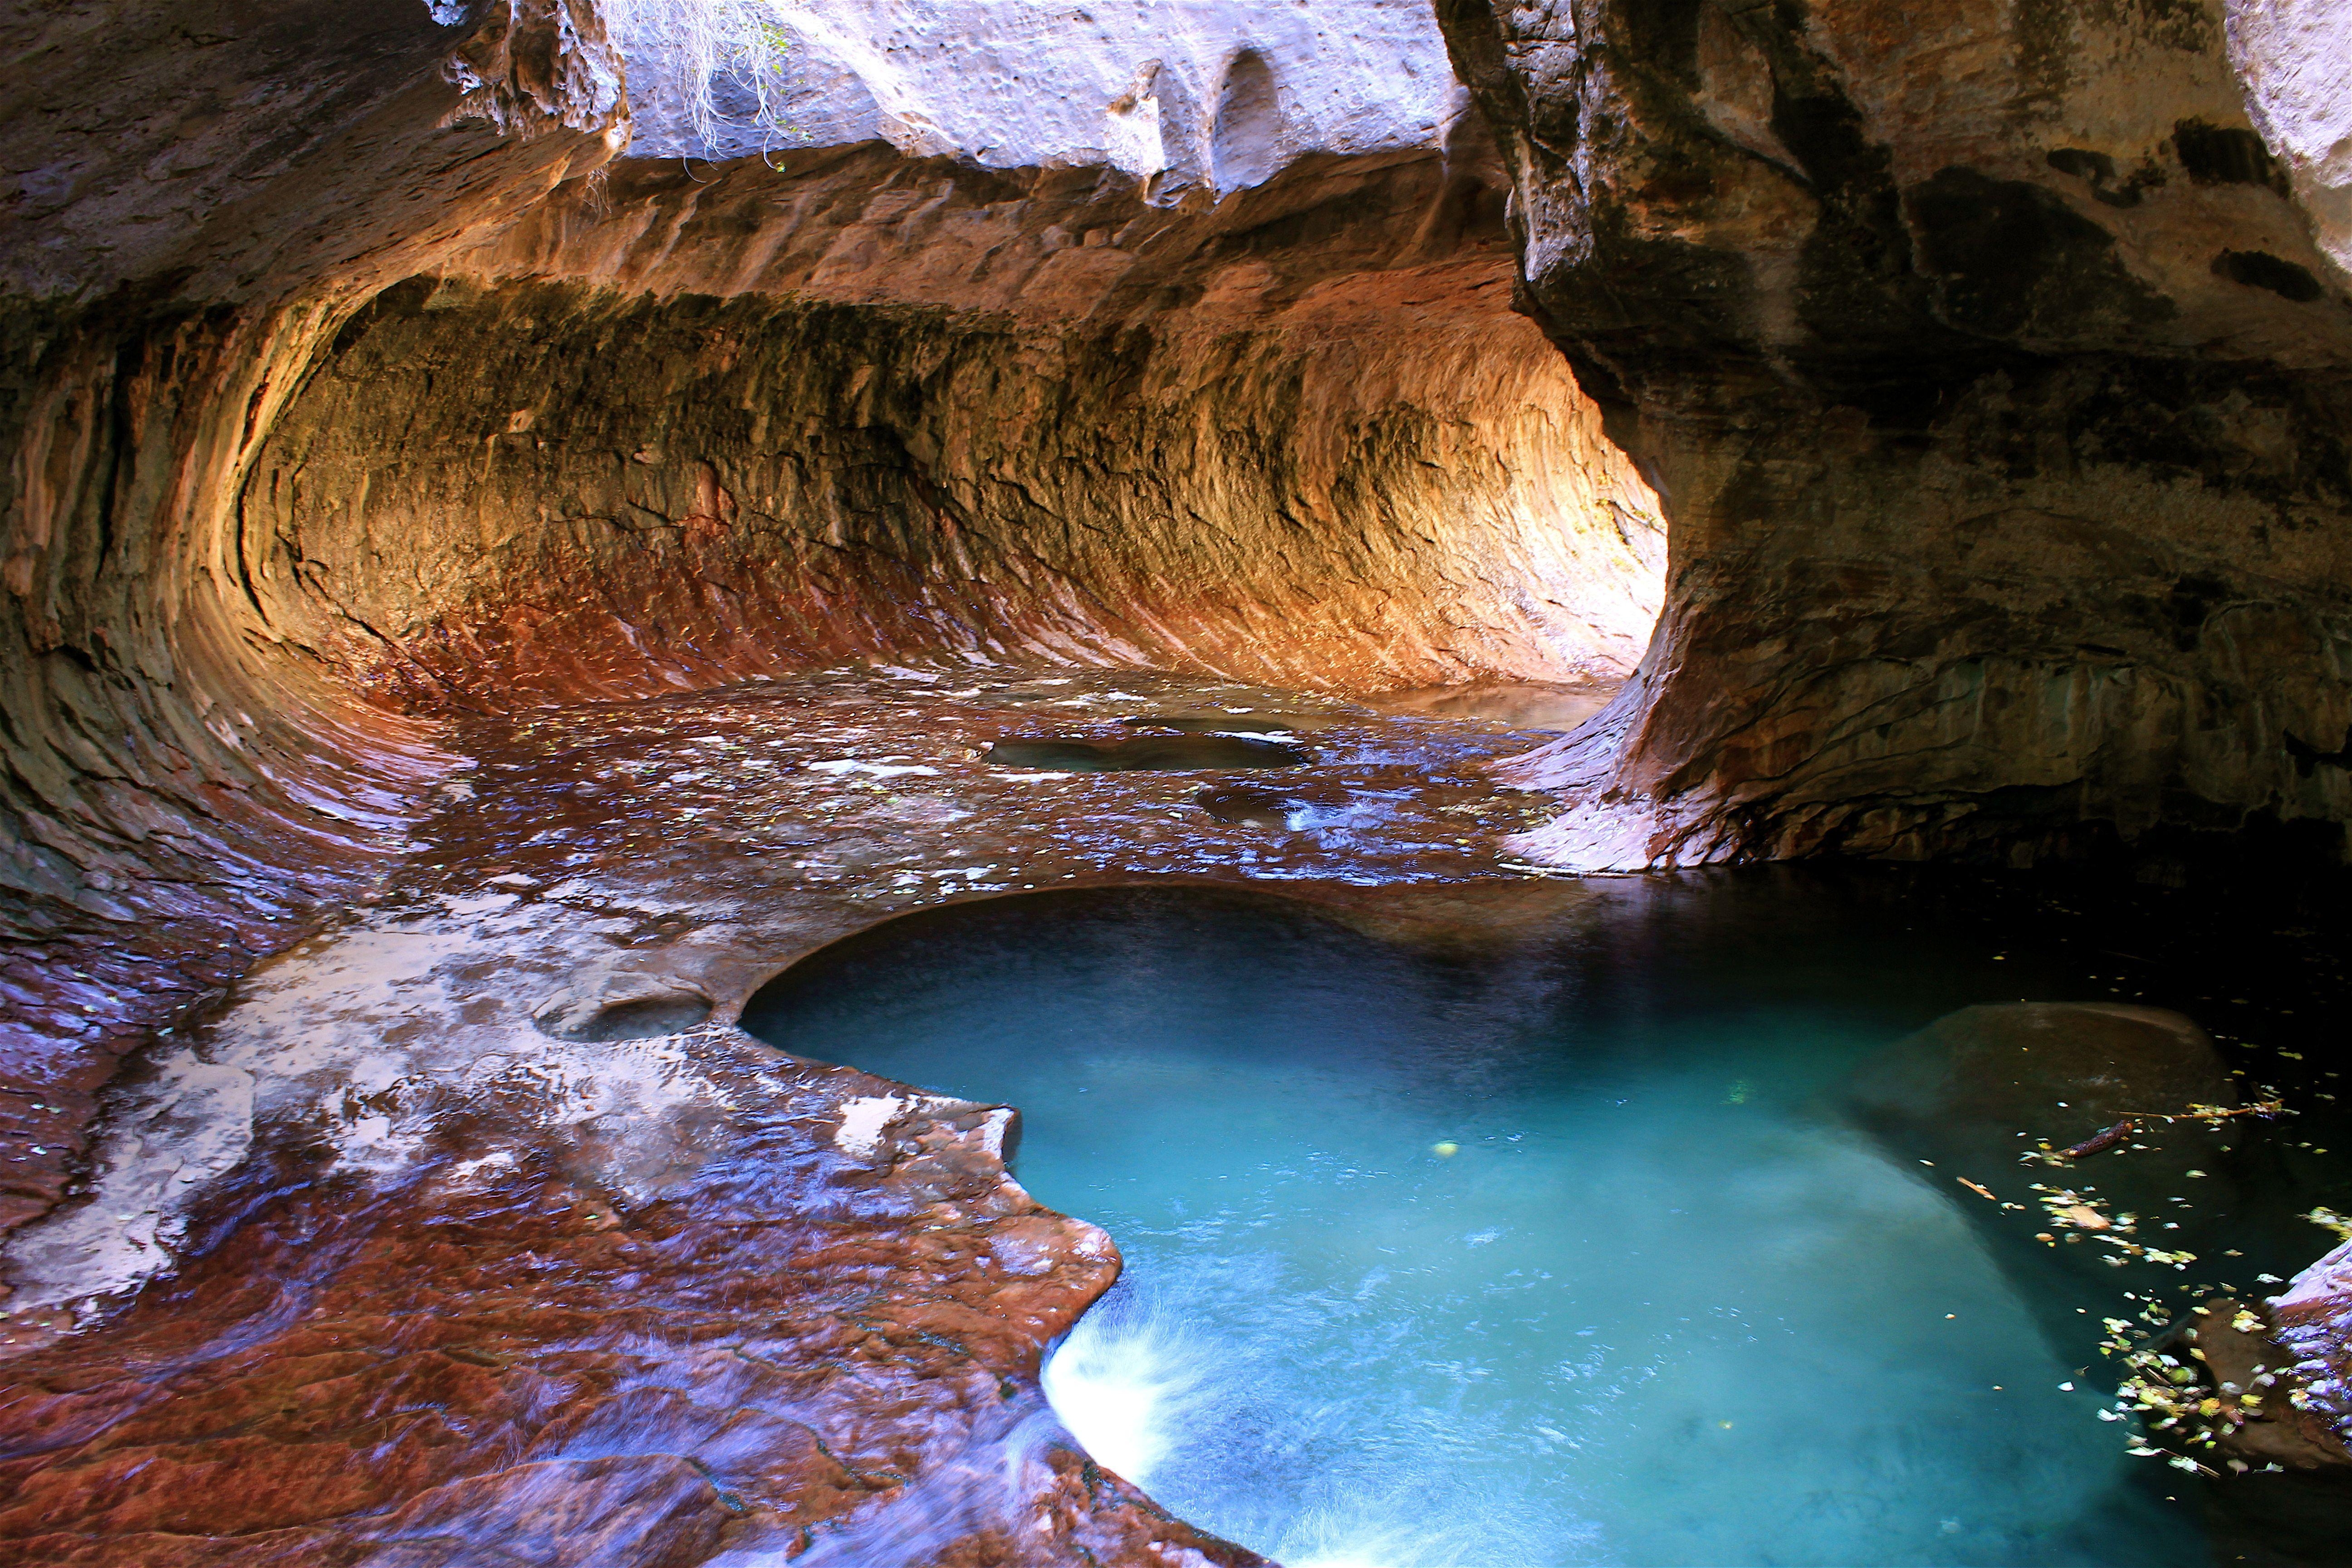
top-left (0, 667), bottom-right (1554, 1565)
top-left (0, 1039), bottom-right (1260, 1565)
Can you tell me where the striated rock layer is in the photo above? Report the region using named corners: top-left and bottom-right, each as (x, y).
top-left (6, 0), bottom-right (2352, 1558)
top-left (243, 144), bottom-right (1663, 709)
top-left (0, 0), bottom-right (624, 1245)
top-left (1438, 0), bottom-right (2352, 870)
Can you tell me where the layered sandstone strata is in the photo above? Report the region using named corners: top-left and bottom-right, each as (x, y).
top-left (0, 4), bottom-right (1655, 1563)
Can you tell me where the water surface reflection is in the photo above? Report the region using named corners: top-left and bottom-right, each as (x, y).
top-left (745, 881), bottom-right (2323, 1566)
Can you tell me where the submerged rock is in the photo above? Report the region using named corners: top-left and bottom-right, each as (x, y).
top-left (1847, 1003), bottom-right (2244, 1255)
top-left (986, 737), bottom-right (1310, 772)
top-left (1120, 712), bottom-right (1336, 735)
top-left (1852, 1003), bottom-right (2236, 1158)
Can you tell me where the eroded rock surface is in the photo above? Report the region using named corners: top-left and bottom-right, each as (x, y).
top-left (243, 146), bottom-right (1663, 706)
top-left (2273, 1242), bottom-right (2352, 1460)
top-left (1, 0), bottom-right (1658, 1264)
top-left (616, 0), bottom-right (1465, 189)
top-left (0, 1039), bottom-right (1259, 1567)
top-left (0, 0), bottom-right (629, 1300)
top-left (0, 666), bottom-right (1570, 1563)
top-left (6, 0), bottom-right (2352, 1558)
top-left (0, 4), bottom-right (1656, 1556)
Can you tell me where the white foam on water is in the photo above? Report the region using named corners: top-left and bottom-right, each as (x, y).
top-left (1042, 1290), bottom-right (1209, 1489)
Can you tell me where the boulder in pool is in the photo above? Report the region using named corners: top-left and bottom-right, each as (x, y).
top-left (1847, 1003), bottom-right (2238, 1192)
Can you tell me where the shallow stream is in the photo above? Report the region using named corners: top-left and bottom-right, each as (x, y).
top-left (10, 669), bottom-right (2347, 1565)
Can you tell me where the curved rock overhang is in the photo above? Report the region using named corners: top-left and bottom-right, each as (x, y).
top-left (0, 0), bottom-right (627, 1235)
top-left (0, 5), bottom-right (1663, 1557)
top-left (245, 143), bottom-right (1664, 709)
top-left (0, 0), bottom-right (1659, 1233)
top-left (1438, 0), bottom-right (2352, 873)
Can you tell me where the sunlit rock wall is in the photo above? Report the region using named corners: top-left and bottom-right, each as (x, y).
top-left (1439, 0), bottom-right (2352, 870)
top-left (0, 5), bottom-right (1656, 1556)
top-left (617, 0), bottom-right (1465, 196)
top-left (239, 146), bottom-right (1661, 707)
top-left (2230, 0), bottom-right (2352, 283)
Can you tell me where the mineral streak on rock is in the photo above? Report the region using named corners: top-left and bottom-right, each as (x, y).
top-left (1436, 0), bottom-right (2352, 872)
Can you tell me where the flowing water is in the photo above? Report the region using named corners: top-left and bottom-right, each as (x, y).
top-left (742, 877), bottom-right (2350, 1568)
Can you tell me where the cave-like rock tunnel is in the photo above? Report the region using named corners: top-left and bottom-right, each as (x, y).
top-left (2, 1), bottom-right (2349, 1563)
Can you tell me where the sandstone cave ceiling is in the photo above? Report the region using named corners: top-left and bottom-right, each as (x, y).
top-left (0, 1), bottom-right (2350, 1563)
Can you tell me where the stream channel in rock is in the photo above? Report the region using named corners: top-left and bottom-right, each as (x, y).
top-left (10, 1), bottom-right (2352, 1560)
top-left (5, 665), bottom-right (2352, 1563)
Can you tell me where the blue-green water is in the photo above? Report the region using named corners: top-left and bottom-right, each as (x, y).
top-left (743, 882), bottom-right (2207, 1567)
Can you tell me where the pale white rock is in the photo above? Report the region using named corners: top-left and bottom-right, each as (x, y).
top-left (833, 1093), bottom-right (905, 1159)
top-left (612, 0), bottom-right (1468, 199)
top-left (2228, 0), bottom-right (2352, 282)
